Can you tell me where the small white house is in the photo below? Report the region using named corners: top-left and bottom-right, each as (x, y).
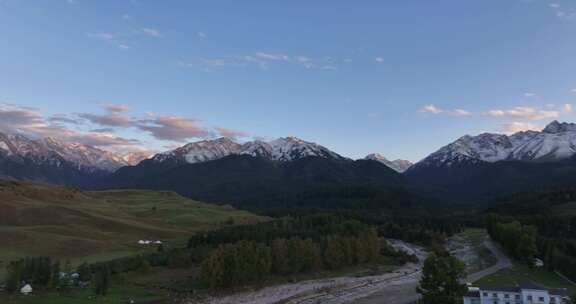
top-left (20, 284), bottom-right (32, 295)
top-left (138, 239), bottom-right (163, 245)
top-left (534, 258), bottom-right (544, 268)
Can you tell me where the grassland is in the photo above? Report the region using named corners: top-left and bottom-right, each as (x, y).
top-left (475, 264), bottom-right (575, 293)
top-left (0, 180), bottom-right (265, 266)
top-left (0, 285), bottom-right (165, 304)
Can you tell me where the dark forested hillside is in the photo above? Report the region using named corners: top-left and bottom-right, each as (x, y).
top-left (406, 158), bottom-right (576, 199)
top-left (105, 155), bottom-right (428, 214)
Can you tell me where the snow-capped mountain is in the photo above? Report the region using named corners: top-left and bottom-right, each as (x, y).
top-left (364, 153), bottom-right (413, 172)
top-left (411, 121), bottom-right (576, 170)
top-left (121, 151), bottom-right (154, 166)
top-left (152, 136), bottom-right (347, 164)
top-left (0, 132), bottom-right (130, 172)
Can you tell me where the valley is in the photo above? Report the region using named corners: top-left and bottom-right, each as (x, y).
top-left (3, 122), bottom-right (576, 304)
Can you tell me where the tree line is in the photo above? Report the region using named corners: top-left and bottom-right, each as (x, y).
top-left (4, 256), bottom-right (111, 297)
top-left (487, 216), bottom-right (538, 263)
top-left (200, 227), bottom-right (382, 288)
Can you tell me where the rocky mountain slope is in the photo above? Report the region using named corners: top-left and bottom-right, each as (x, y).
top-left (365, 153), bottom-right (413, 172)
top-left (151, 136), bottom-right (347, 165)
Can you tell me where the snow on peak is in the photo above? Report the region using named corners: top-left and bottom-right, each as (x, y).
top-left (154, 136), bottom-right (346, 164)
top-left (365, 153), bottom-right (413, 172)
top-left (542, 120), bottom-right (576, 134)
top-left (414, 120), bottom-right (576, 168)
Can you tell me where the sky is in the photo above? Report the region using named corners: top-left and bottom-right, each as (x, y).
top-left (1, 0), bottom-right (576, 162)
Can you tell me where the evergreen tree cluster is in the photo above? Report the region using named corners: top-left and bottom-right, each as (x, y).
top-left (487, 216), bottom-right (538, 263)
top-left (200, 228), bottom-right (381, 288)
top-left (188, 214), bottom-right (373, 249)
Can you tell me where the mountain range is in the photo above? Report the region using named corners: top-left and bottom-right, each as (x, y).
top-left (4, 120), bottom-right (576, 203)
top-left (0, 132), bottom-right (148, 185)
top-left (406, 120), bottom-right (576, 197)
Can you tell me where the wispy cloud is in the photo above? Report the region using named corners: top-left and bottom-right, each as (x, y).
top-left (420, 102), bottom-right (572, 120)
top-left (0, 104), bottom-right (140, 148)
top-left (485, 106), bottom-right (560, 120)
top-left (142, 27), bottom-right (162, 38)
top-left (419, 104), bottom-right (472, 116)
top-left (179, 51), bottom-right (342, 71)
top-left (78, 103), bottom-right (134, 127)
top-left (137, 115), bottom-right (211, 141)
top-left (547, 2), bottom-right (576, 19)
top-left (215, 127), bottom-right (248, 139)
top-left (88, 32), bottom-right (118, 41)
top-left (499, 122), bottom-right (542, 134)
top-left (0, 102), bottom-right (249, 153)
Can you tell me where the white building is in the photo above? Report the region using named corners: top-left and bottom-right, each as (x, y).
top-left (463, 282), bottom-right (569, 304)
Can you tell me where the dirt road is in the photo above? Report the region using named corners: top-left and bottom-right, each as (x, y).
top-left (353, 238), bottom-right (511, 304)
top-left (464, 239), bottom-right (511, 283)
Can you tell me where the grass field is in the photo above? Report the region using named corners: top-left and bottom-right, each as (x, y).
top-left (0, 285), bottom-right (166, 304)
top-left (475, 264), bottom-right (576, 294)
top-left (0, 180), bottom-right (266, 271)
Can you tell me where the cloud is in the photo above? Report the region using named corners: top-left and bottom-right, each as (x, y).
top-left (88, 32), bottom-right (118, 41)
top-left (571, 89), bottom-right (576, 94)
top-left (0, 103), bottom-right (250, 153)
top-left (216, 127), bottom-right (248, 139)
top-left (78, 103), bottom-right (134, 127)
top-left (48, 114), bottom-right (82, 125)
top-left (142, 28), bottom-right (162, 38)
top-left (254, 52), bottom-right (290, 61)
top-left (179, 51), bottom-right (341, 71)
top-left (137, 115), bottom-right (212, 141)
top-left (375, 57), bottom-right (384, 63)
top-left (419, 104), bottom-right (471, 116)
top-left (91, 128), bottom-right (115, 133)
top-left (0, 104), bottom-right (140, 148)
top-left (485, 106), bottom-right (559, 120)
top-left (547, 2), bottom-right (576, 19)
top-left (499, 122), bottom-right (542, 134)
top-left (197, 31), bottom-right (207, 39)
top-left (420, 104), bottom-right (443, 114)
top-left (564, 104), bottom-right (573, 113)
top-left (451, 109), bottom-right (472, 116)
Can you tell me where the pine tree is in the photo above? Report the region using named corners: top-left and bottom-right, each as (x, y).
top-left (50, 260), bottom-right (61, 290)
top-left (5, 261), bottom-right (23, 294)
top-left (417, 253), bottom-right (467, 304)
top-left (93, 265), bottom-right (111, 296)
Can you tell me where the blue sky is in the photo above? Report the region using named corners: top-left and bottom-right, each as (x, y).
top-left (1, 0), bottom-right (576, 161)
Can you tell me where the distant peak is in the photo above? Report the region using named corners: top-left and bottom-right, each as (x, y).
top-left (365, 153), bottom-right (412, 172)
top-left (365, 153), bottom-right (389, 161)
top-left (542, 120), bottom-right (576, 134)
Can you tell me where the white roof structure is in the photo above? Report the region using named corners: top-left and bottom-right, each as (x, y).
top-left (20, 284), bottom-right (32, 295)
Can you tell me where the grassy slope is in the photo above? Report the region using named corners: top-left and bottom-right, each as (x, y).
top-left (475, 264), bottom-right (576, 294)
top-left (0, 180), bottom-right (265, 263)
